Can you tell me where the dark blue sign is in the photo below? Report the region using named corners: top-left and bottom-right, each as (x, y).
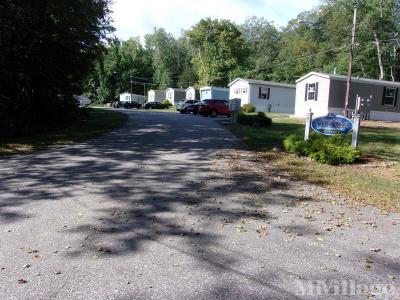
top-left (311, 113), bottom-right (353, 135)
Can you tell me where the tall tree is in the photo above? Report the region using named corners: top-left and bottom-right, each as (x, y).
top-left (0, 0), bottom-right (113, 136)
top-left (186, 18), bottom-right (248, 86)
top-left (145, 28), bottom-right (181, 89)
top-left (240, 17), bottom-right (280, 80)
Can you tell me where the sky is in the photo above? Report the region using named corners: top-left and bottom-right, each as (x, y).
top-left (111, 0), bottom-right (320, 41)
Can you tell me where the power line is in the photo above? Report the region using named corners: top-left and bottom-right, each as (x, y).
top-left (164, 45), bottom-right (349, 87)
top-left (122, 39), bottom-right (396, 90)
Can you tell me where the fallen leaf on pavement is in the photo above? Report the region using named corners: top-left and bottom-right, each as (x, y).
top-left (369, 248), bottom-right (381, 253)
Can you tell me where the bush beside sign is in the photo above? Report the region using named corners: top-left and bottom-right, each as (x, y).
top-left (311, 113), bottom-right (353, 135)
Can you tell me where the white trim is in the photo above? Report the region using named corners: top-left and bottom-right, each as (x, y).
top-left (296, 71), bottom-right (400, 87)
top-left (199, 86), bottom-right (229, 92)
top-left (165, 88), bottom-right (186, 93)
top-left (229, 77), bottom-right (295, 89)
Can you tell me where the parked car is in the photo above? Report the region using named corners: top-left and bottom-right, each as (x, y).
top-left (198, 99), bottom-right (230, 117)
top-left (175, 100), bottom-right (185, 110)
top-left (106, 100), bottom-right (115, 107)
top-left (142, 101), bottom-right (168, 109)
top-left (177, 99), bottom-right (201, 114)
top-left (112, 101), bottom-right (121, 108)
top-left (122, 101), bottom-right (142, 109)
top-left (191, 102), bottom-right (202, 115)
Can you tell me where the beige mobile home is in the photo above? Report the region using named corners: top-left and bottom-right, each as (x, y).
top-left (148, 89), bottom-right (165, 102)
top-left (228, 78), bottom-right (296, 113)
top-left (165, 88), bottom-right (186, 105)
top-left (185, 87), bottom-right (196, 100)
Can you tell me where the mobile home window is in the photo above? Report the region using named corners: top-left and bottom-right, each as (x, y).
top-left (306, 83), bottom-right (318, 100)
top-left (383, 87), bottom-right (397, 106)
top-left (258, 87), bottom-right (270, 99)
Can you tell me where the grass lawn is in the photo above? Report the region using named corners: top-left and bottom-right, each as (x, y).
top-left (0, 108), bottom-right (127, 155)
top-left (227, 115), bottom-right (400, 212)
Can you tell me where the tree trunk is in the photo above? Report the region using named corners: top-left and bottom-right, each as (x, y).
top-left (390, 44), bottom-right (397, 81)
top-left (373, 32), bottom-right (385, 80)
top-left (390, 66), bottom-right (395, 82)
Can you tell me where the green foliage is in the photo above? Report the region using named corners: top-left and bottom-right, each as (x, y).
top-left (145, 28), bottom-right (187, 89)
top-left (242, 104), bottom-right (256, 113)
top-left (91, 38), bottom-right (153, 103)
top-left (256, 112), bottom-right (273, 127)
top-left (162, 99), bottom-right (173, 107)
top-left (0, 0), bottom-right (113, 136)
top-left (87, 0), bottom-right (400, 105)
top-left (240, 17), bottom-right (280, 79)
top-left (186, 18), bottom-right (248, 86)
top-left (237, 112), bottom-right (272, 127)
top-left (283, 134), bottom-right (363, 165)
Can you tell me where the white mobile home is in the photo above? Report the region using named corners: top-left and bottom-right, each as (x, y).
top-left (200, 86), bottom-right (229, 101)
top-left (148, 90), bottom-right (165, 102)
top-left (119, 92), bottom-right (146, 104)
top-left (228, 78), bottom-right (296, 113)
top-left (74, 95), bottom-right (91, 107)
top-left (295, 72), bottom-right (400, 121)
top-left (165, 88), bottom-right (186, 105)
top-left (185, 87), bottom-right (196, 100)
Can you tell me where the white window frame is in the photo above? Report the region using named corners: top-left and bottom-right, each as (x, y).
top-left (307, 83), bottom-right (316, 100)
top-left (383, 87), bottom-right (396, 106)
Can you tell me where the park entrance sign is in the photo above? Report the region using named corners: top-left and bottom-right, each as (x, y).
top-left (311, 113), bottom-right (353, 135)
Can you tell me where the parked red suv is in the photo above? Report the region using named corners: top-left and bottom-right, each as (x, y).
top-left (198, 99), bottom-right (230, 117)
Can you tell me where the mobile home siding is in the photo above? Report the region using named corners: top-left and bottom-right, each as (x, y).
top-left (249, 84), bottom-right (295, 113)
top-left (295, 75), bottom-right (331, 117)
top-left (328, 79), bottom-right (400, 116)
top-left (148, 90), bottom-right (165, 102)
top-left (295, 72), bottom-right (400, 121)
top-left (165, 88), bottom-right (186, 105)
top-left (229, 81), bottom-right (250, 105)
top-left (120, 93), bottom-right (146, 104)
top-left (186, 87), bottom-right (196, 100)
top-left (200, 87), bottom-right (229, 101)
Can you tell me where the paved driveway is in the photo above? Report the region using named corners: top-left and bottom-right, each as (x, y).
top-left (0, 110), bottom-right (399, 299)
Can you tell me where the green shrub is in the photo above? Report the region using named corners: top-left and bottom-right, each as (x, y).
top-left (162, 99), bottom-right (173, 107)
top-left (256, 112), bottom-right (272, 127)
top-left (283, 134), bottom-right (308, 156)
top-left (237, 112), bottom-right (254, 126)
top-left (242, 103), bottom-right (255, 113)
top-left (283, 133), bottom-right (363, 165)
top-left (237, 112), bottom-right (272, 127)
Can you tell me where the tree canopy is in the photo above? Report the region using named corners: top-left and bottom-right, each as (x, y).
top-left (4, 0), bottom-right (400, 121)
top-left (89, 0), bottom-right (400, 104)
top-left (0, 0), bottom-right (113, 136)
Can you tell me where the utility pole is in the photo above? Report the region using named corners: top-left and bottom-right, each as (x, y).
top-left (130, 75), bottom-right (133, 94)
top-left (344, 6), bottom-right (357, 118)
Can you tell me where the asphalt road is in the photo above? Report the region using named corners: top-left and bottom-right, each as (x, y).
top-left (0, 110), bottom-right (399, 300)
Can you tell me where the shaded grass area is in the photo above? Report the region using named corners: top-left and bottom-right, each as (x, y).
top-left (227, 116), bottom-right (400, 212)
top-left (359, 126), bottom-right (400, 161)
top-left (0, 108), bottom-right (127, 155)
